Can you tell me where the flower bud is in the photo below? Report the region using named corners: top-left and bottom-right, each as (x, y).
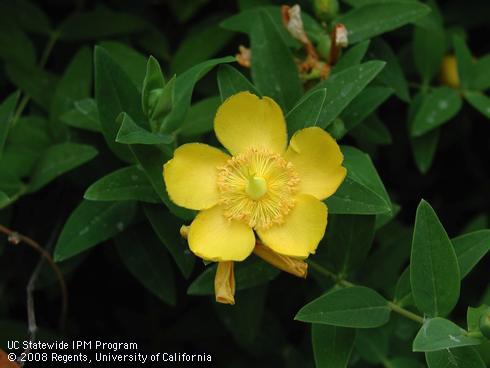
top-left (314, 0), bottom-right (339, 21)
top-left (480, 310), bottom-right (490, 339)
top-left (214, 261), bottom-right (235, 305)
top-left (440, 55), bottom-right (460, 88)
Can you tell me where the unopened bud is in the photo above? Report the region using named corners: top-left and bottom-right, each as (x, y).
top-left (480, 310), bottom-right (490, 339)
top-left (282, 5), bottom-right (309, 44)
top-left (313, 0), bottom-right (339, 21)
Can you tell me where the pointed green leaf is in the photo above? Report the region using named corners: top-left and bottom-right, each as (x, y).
top-left (60, 98), bottom-right (101, 132)
top-left (84, 165), bottom-right (160, 204)
top-left (464, 91), bottom-right (490, 119)
top-left (472, 55), bottom-right (490, 91)
top-left (337, 1), bottom-right (430, 44)
top-left (250, 11), bottom-right (302, 110)
top-left (217, 64), bottom-right (261, 102)
top-left (116, 225), bottom-right (176, 305)
top-left (410, 200), bottom-right (460, 317)
top-left (312, 324), bottom-right (355, 368)
top-left (426, 346), bottom-right (486, 368)
top-left (161, 56), bottom-right (235, 133)
top-left (295, 286), bottom-right (391, 328)
top-left (413, 318), bottom-right (482, 352)
top-left (179, 96), bottom-right (221, 136)
top-left (453, 35), bottom-right (475, 89)
top-left (143, 204), bottom-right (196, 278)
top-left (28, 143), bottom-right (98, 192)
top-left (116, 112), bottom-right (173, 145)
top-left (286, 89), bottom-right (327, 135)
top-left (308, 61), bottom-right (386, 128)
top-left (54, 200), bottom-right (137, 262)
top-left (410, 87), bottom-right (462, 137)
top-left (452, 230), bottom-right (490, 279)
top-left (142, 56), bottom-right (165, 117)
top-left (94, 46), bottom-right (146, 162)
top-left (327, 146), bottom-right (392, 215)
top-left (335, 40), bottom-right (370, 71)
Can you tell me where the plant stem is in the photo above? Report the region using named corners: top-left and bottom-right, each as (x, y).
top-left (307, 259), bottom-right (424, 325)
top-left (10, 31), bottom-right (59, 126)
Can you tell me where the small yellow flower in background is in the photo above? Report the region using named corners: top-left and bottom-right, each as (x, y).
top-left (164, 92), bottom-right (346, 304)
top-left (440, 55), bottom-right (460, 88)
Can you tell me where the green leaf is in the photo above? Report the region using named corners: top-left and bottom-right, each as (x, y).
top-left (250, 11), bottom-right (302, 110)
top-left (187, 256), bottom-right (279, 295)
top-left (130, 145), bottom-right (195, 221)
top-left (335, 40), bottom-right (370, 71)
top-left (171, 15), bottom-right (233, 74)
top-left (413, 318), bottom-right (482, 352)
top-left (308, 61), bottom-right (386, 128)
top-left (217, 64), bottom-right (261, 102)
top-left (411, 129), bottom-right (440, 174)
top-left (84, 165), bottom-right (160, 204)
top-left (143, 204), bottom-right (195, 278)
top-left (54, 200), bottom-right (137, 262)
top-left (312, 324), bottom-right (355, 368)
top-left (60, 98), bottom-right (101, 132)
top-left (410, 200), bottom-right (460, 317)
top-left (286, 89), bottom-right (327, 135)
top-left (326, 146), bottom-right (392, 215)
top-left (5, 63), bottom-right (58, 110)
top-left (0, 191), bottom-right (10, 208)
top-left (50, 47), bottom-right (92, 137)
top-left (452, 230), bottom-right (490, 279)
top-left (94, 46), bottom-right (146, 162)
top-left (464, 91), bottom-right (490, 119)
top-left (0, 18), bottom-right (36, 65)
top-left (426, 346), bottom-right (486, 368)
top-left (337, 1), bottom-right (430, 44)
top-left (370, 38), bottom-right (410, 102)
top-left (355, 328), bottom-right (389, 364)
top-left (116, 112), bottom-right (173, 145)
top-left (412, 12), bottom-right (446, 84)
top-left (295, 286), bottom-right (391, 328)
top-left (410, 87), bottom-right (462, 137)
top-left (0, 0), bottom-right (51, 35)
top-left (324, 214), bottom-right (376, 275)
top-left (350, 114), bottom-right (392, 146)
top-left (472, 55), bottom-right (490, 91)
top-left (340, 86), bottom-right (393, 135)
top-left (161, 56), bottom-right (235, 133)
top-left (99, 41), bottom-right (147, 90)
top-left (28, 143), bottom-right (98, 192)
top-left (115, 225), bottom-right (176, 305)
top-left (0, 91), bottom-right (20, 158)
top-left (387, 357), bottom-right (423, 368)
top-left (59, 9), bottom-right (149, 40)
top-left (221, 6), bottom-right (298, 48)
top-left (453, 35), bottom-right (475, 89)
top-left (394, 267), bottom-right (413, 307)
top-left (179, 96), bottom-right (221, 136)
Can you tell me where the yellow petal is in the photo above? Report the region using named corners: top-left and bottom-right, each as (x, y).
top-left (163, 143), bottom-right (230, 210)
top-left (214, 91), bottom-right (287, 155)
top-left (285, 127), bottom-right (346, 200)
top-left (188, 205), bottom-right (255, 261)
top-left (254, 242), bottom-right (307, 278)
top-left (256, 194), bottom-right (327, 258)
top-left (214, 261), bottom-right (235, 305)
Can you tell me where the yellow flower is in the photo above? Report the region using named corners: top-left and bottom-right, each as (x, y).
top-left (164, 91), bottom-right (346, 263)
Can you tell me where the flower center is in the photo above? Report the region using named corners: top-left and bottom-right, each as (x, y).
top-left (217, 147), bottom-right (300, 229)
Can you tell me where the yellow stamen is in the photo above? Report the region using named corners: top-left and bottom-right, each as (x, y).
top-left (217, 147), bottom-right (300, 229)
top-left (214, 261), bottom-right (235, 305)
